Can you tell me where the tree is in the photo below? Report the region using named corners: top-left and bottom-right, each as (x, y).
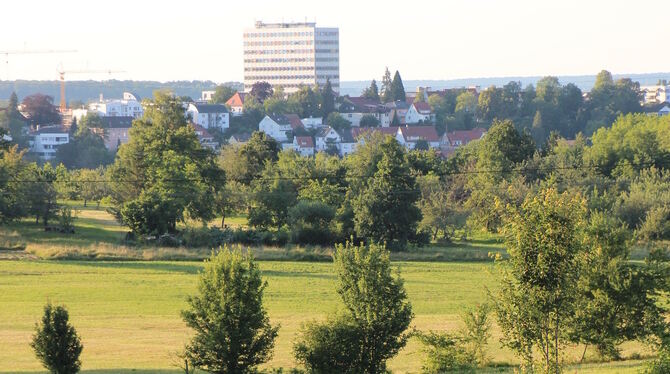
top-left (455, 92), bottom-right (477, 114)
top-left (326, 112), bottom-right (351, 132)
top-left (351, 136), bottom-right (422, 249)
top-left (77, 168), bottom-right (107, 208)
top-left (109, 92), bottom-right (223, 235)
top-left (288, 200), bottom-right (336, 245)
top-left (390, 70), bottom-right (406, 102)
top-left (250, 81), bottom-right (273, 103)
top-left (288, 85), bottom-right (321, 118)
top-left (211, 85), bottom-right (237, 104)
top-left (182, 248), bottom-right (279, 374)
top-left (25, 163), bottom-right (60, 227)
top-left (55, 129), bottom-right (113, 169)
top-left (321, 79), bottom-right (335, 118)
top-left (362, 79), bottom-right (380, 101)
top-left (0, 145), bottom-right (29, 222)
top-left (594, 70), bottom-right (614, 90)
top-left (224, 131), bottom-right (280, 184)
top-left (380, 67), bottom-right (393, 103)
top-left (31, 303), bottom-right (83, 374)
top-left (359, 114), bottom-right (380, 127)
top-left (21, 93), bottom-right (61, 125)
top-left (492, 188), bottom-right (586, 373)
top-left (294, 242), bottom-right (413, 373)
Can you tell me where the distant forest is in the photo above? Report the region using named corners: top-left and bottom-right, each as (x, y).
top-left (0, 80), bottom-right (243, 103)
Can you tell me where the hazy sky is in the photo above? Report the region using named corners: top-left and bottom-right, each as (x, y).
top-left (1, 0), bottom-right (668, 83)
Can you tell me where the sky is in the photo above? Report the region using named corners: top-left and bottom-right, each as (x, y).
top-left (1, 0), bottom-right (668, 83)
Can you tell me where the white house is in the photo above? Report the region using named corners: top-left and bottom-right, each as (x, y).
top-left (89, 92), bottom-right (144, 118)
top-left (201, 90), bottom-right (216, 102)
top-left (258, 114), bottom-right (302, 142)
top-left (301, 116), bottom-right (323, 129)
top-left (293, 136), bottom-right (315, 156)
top-left (659, 105), bottom-right (670, 117)
top-left (396, 126), bottom-right (441, 149)
top-left (29, 125), bottom-right (69, 160)
top-left (315, 126), bottom-right (341, 152)
top-left (186, 103), bottom-right (230, 129)
top-left (405, 102), bottom-right (434, 124)
top-left (641, 85), bottom-right (670, 104)
top-left (225, 92), bottom-right (246, 116)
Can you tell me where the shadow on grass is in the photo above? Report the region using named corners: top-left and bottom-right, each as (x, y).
top-left (52, 260), bottom-right (203, 274)
top-left (0, 371), bottom-right (186, 374)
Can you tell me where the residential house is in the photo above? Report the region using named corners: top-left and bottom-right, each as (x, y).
top-left (339, 96), bottom-right (391, 127)
top-left (29, 125), bottom-right (69, 160)
top-left (293, 136), bottom-right (315, 156)
top-left (201, 90), bottom-right (216, 102)
top-left (89, 92), bottom-right (144, 118)
top-left (315, 126), bottom-right (342, 153)
top-left (405, 102), bottom-right (434, 124)
top-left (338, 130), bottom-right (357, 155)
top-left (659, 105), bottom-right (670, 117)
top-left (228, 133), bottom-right (252, 145)
top-left (225, 92), bottom-right (247, 116)
top-left (192, 124), bottom-right (219, 150)
top-left (97, 116), bottom-right (134, 151)
top-left (258, 114), bottom-right (303, 142)
top-left (186, 103), bottom-right (230, 129)
top-left (385, 101), bottom-right (410, 125)
top-left (641, 85), bottom-right (670, 104)
top-left (397, 126), bottom-right (441, 149)
top-left (443, 127), bottom-right (487, 148)
top-left (301, 116), bottom-right (323, 129)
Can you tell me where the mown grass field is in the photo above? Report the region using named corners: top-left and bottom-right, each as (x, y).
top-left (0, 203), bottom-right (655, 373)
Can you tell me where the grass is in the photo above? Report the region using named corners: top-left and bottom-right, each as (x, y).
top-left (0, 203), bottom-right (657, 372)
top-left (0, 260), bottom-right (652, 373)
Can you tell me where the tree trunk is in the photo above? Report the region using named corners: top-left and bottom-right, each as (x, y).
top-left (84, 199), bottom-right (87, 207)
top-left (221, 212), bottom-right (226, 228)
top-left (580, 344), bottom-right (588, 363)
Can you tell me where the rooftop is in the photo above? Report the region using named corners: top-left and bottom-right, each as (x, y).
top-left (190, 103), bottom-right (229, 114)
top-left (254, 21), bottom-right (316, 29)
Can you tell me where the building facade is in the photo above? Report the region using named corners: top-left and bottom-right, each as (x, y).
top-left (88, 92), bottom-right (144, 118)
top-left (28, 125), bottom-right (70, 160)
top-left (186, 103), bottom-right (230, 129)
top-left (243, 21), bottom-right (339, 93)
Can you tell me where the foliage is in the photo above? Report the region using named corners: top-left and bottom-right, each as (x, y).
top-left (55, 128), bottom-right (114, 169)
top-left (109, 92), bottom-right (223, 235)
top-left (414, 331), bottom-right (476, 374)
top-left (21, 93), bottom-right (61, 124)
top-left (294, 242), bottom-right (413, 374)
top-left (321, 79), bottom-right (335, 118)
top-left (250, 82), bottom-right (274, 103)
top-left (211, 85), bottom-right (238, 104)
top-left (389, 70), bottom-right (406, 102)
top-left (358, 114), bottom-right (380, 127)
top-left (492, 188), bottom-right (587, 373)
top-left (326, 112), bottom-right (351, 132)
top-left (182, 248), bottom-right (279, 374)
top-left (380, 67), bottom-right (393, 103)
top-left (31, 303), bottom-right (83, 374)
top-left (288, 200), bottom-right (336, 245)
top-left (361, 79), bottom-right (380, 101)
top-left (350, 136), bottom-right (422, 250)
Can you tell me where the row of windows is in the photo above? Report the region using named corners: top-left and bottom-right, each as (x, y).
top-left (316, 40), bottom-right (339, 45)
top-left (315, 49), bottom-right (339, 53)
top-left (246, 75), bottom-right (318, 80)
top-left (245, 74), bottom-right (340, 81)
top-left (245, 57), bottom-right (314, 63)
top-left (248, 82), bottom-right (340, 89)
top-left (244, 31), bottom-right (338, 38)
top-left (245, 66), bottom-right (315, 72)
top-left (244, 49), bottom-right (315, 55)
top-left (245, 31), bottom-right (314, 38)
top-left (244, 40), bottom-right (313, 47)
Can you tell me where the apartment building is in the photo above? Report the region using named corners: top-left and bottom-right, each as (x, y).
top-left (28, 125), bottom-right (69, 160)
top-left (88, 92), bottom-right (144, 118)
top-left (243, 21), bottom-right (339, 93)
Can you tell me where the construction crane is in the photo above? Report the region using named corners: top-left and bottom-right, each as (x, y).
top-left (0, 49), bottom-right (77, 80)
top-left (57, 67), bottom-right (125, 111)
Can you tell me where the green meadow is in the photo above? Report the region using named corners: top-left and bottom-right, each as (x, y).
top-left (0, 204), bottom-right (654, 373)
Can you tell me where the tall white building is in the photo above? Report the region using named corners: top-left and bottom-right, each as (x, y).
top-left (243, 21), bottom-right (339, 93)
top-left (88, 92), bottom-right (144, 118)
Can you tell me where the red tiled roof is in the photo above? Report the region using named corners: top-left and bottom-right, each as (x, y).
top-left (295, 136), bottom-right (314, 148)
top-left (413, 102), bottom-right (432, 113)
top-left (350, 126), bottom-right (399, 140)
top-left (225, 92), bottom-right (246, 107)
top-left (285, 114), bottom-right (304, 130)
top-left (399, 126), bottom-right (439, 142)
top-left (446, 127), bottom-right (486, 145)
top-left (347, 96), bottom-right (380, 107)
top-left (191, 123), bottom-right (212, 138)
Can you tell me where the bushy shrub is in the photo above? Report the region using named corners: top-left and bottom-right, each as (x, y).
top-left (293, 315), bottom-right (365, 373)
top-left (288, 201), bottom-right (336, 245)
top-left (414, 331), bottom-right (476, 373)
top-left (637, 206), bottom-right (670, 241)
top-left (31, 303), bottom-right (83, 374)
top-left (645, 349), bottom-right (670, 374)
